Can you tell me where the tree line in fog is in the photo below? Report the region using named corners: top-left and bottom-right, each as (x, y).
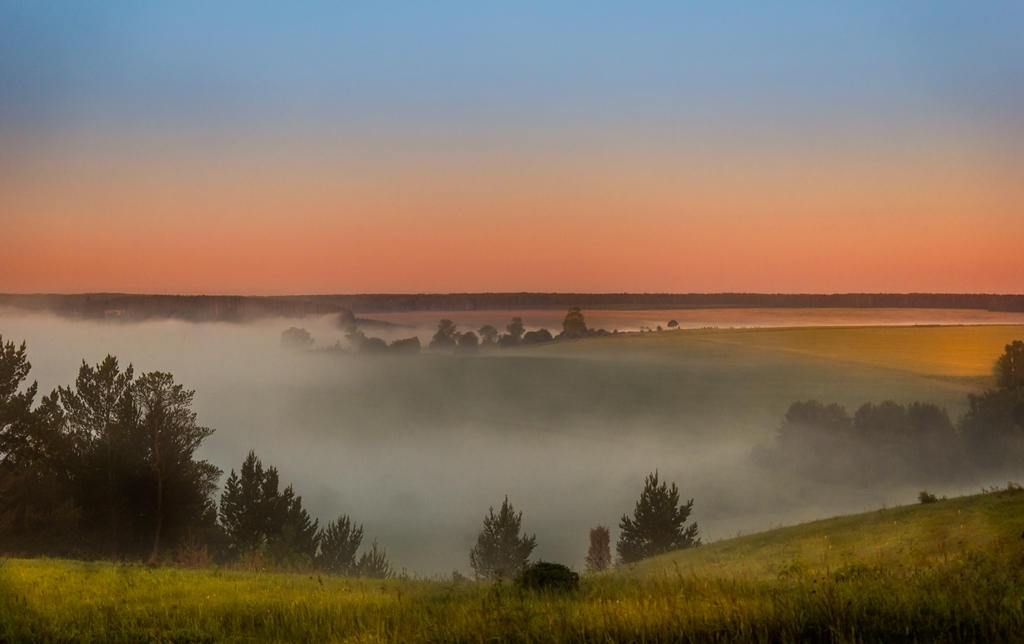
top-left (753, 340), bottom-right (1024, 483)
top-left (283, 307), bottom-right (621, 355)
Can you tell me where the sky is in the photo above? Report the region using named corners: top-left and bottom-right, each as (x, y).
top-left (1, 1), bottom-right (1022, 295)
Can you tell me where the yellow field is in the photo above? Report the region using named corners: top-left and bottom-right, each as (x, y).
top-left (534, 324), bottom-right (1024, 379)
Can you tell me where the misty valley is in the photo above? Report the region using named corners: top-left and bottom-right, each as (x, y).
top-left (2, 308), bottom-right (1022, 577)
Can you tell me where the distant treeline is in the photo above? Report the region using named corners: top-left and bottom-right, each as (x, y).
top-left (754, 341), bottom-right (1024, 484)
top-left (3, 292), bottom-right (1024, 322)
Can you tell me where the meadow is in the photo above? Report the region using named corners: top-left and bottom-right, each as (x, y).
top-left (3, 488), bottom-right (1023, 642)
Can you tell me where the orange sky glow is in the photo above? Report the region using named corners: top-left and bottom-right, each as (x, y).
top-left (2, 131), bottom-right (1021, 295)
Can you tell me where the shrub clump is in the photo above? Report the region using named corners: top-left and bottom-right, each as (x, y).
top-left (515, 561), bottom-right (579, 592)
top-left (918, 490), bottom-right (939, 504)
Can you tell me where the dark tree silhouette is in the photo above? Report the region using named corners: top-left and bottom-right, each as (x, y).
top-left (469, 496), bottom-right (536, 579)
top-left (457, 331), bottom-right (480, 353)
top-left (561, 307), bottom-right (588, 339)
top-left (219, 450), bottom-right (318, 566)
top-left (57, 356), bottom-right (137, 555)
top-left (318, 514), bottom-right (364, 575)
top-left (389, 337), bottom-right (421, 354)
top-left (0, 338), bottom-right (74, 553)
top-left (219, 451), bottom-right (269, 556)
top-left (133, 371), bottom-right (220, 562)
top-left (667, 320), bottom-right (679, 328)
top-left (522, 329), bottom-right (553, 344)
top-left (585, 525), bottom-right (612, 573)
top-left (996, 340), bottom-right (1024, 393)
top-left (617, 471), bottom-right (699, 564)
top-left (500, 317), bottom-right (525, 346)
top-left (478, 325), bottom-right (499, 345)
top-left (429, 319), bottom-right (458, 350)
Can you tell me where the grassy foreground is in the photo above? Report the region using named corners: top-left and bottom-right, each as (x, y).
top-left (3, 489), bottom-right (1024, 643)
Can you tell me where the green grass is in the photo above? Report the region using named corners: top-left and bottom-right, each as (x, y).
top-left (5, 489), bottom-right (1024, 642)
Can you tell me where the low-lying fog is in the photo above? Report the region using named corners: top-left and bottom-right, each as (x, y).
top-left (0, 310), bottom-right (1004, 575)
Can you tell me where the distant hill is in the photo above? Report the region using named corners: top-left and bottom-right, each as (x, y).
top-left (1, 292), bottom-right (1022, 322)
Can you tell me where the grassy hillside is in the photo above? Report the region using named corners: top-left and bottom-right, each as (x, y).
top-left (630, 484), bottom-right (1024, 581)
top-left (4, 489), bottom-right (1024, 642)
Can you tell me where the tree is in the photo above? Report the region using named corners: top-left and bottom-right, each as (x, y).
top-left (996, 340), bottom-right (1024, 394)
top-left (585, 525), bottom-right (611, 573)
top-left (500, 318), bottom-right (525, 346)
top-left (960, 340), bottom-right (1024, 467)
top-left (219, 451), bottom-right (269, 556)
top-left (57, 356), bottom-right (138, 554)
top-left (267, 484), bottom-right (320, 567)
top-left (219, 450), bottom-right (318, 568)
top-left (281, 327), bottom-right (314, 349)
top-left (469, 496), bottom-right (536, 579)
top-left (133, 371), bottom-right (220, 562)
top-left (522, 329), bottom-right (553, 344)
top-left (357, 540), bottom-right (392, 578)
top-left (389, 337), bottom-right (421, 354)
top-left (617, 472), bottom-right (699, 564)
top-left (0, 338), bottom-right (37, 470)
top-left (0, 338), bottom-right (77, 554)
top-left (429, 319), bottom-right (458, 350)
top-left (478, 325), bottom-right (499, 346)
top-left (318, 514), bottom-right (364, 575)
top-left (561, 307), bottom-right (588, 339)
top-left (457, 331), bottom-right (479, 353)
top-left (667, 320), bottom-right (679, 328)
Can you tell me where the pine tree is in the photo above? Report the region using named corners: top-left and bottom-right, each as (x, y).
top-left (219, 450), bottom-right (319, 568)
top-left (219, 451), bottom-right (268, 556)
top-left (318, 514), bottom-right (364, 575)
top-left (469, 496), bottom-right (536, 579)
top-left (357, 540), bottom-right (392, 579)
top-left (617, 471), bottom-right (699, 564)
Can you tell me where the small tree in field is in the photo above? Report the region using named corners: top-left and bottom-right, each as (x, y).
top-left (469, 496), bottom-right (536, 579)
top-left (318, 514), bottom-right (363, 575)
top-left (357, 540), bottom-right (392, 579)
top-left (617, 471), bottom-right (699, 564)
top-left (585, 525), bottom-right (612, 573)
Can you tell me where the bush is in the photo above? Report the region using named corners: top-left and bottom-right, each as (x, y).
top-left (918, 490), bottom-right (938, 504)
top-left (515, 561), bottom-right (579, 592)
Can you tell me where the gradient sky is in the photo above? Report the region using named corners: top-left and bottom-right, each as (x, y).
top-left (2, 2), bottom-right (1022, 294)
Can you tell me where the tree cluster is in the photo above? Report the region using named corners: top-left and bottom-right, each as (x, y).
top-left (754, 340), bottom-right (1024, 483)
top-left (469, 473), bottom-right (699, 580)
top-left (0, 342), bottom-right (219, 561)
top-left (0, 336), bottom-right (390, 575)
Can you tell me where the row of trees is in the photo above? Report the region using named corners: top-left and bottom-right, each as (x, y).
top-left (754, 341), bottom-right (1024, 483)
top-left (0, 336), bottom-right (391, 575)
top-left (284, 307), bottom-right (614, 355)
top-left (430, 307), bottom-right (610, 352)
top-left (468, 471), bottom-right (699, 579)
